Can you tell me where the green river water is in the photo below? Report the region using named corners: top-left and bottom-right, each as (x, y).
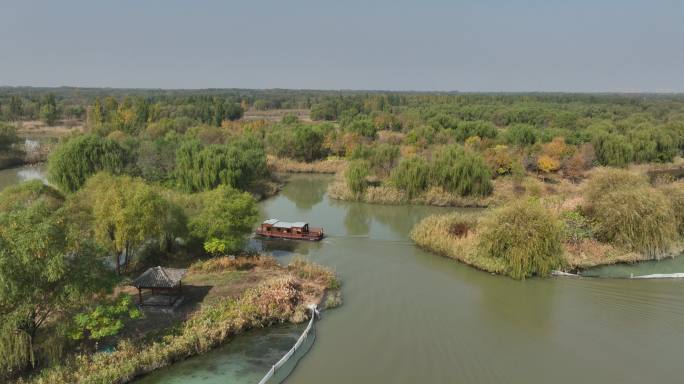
top-left (2, 168), bottom-right (683, 384)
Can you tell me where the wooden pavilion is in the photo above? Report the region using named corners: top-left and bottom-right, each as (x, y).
top-left (132, 266), bottom-right (187, 306)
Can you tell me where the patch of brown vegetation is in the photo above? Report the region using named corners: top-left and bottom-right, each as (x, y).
top-left (562, 239), bottom-right (647, 269)
top-left (16, 120), bottom-right (85, 137)
top-left (268, 155), bottom-right (346, 174)
top-left (189, 255), bottom-right (279, 273)
top-left (449, 222), bottom-right (470, 238)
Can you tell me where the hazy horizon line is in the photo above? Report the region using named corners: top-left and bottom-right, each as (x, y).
top-left (1, 84), bottom-right (682, 95)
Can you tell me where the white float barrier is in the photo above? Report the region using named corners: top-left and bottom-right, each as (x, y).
top-left (551, 270), bottom-right (580, 277)
top-left (257, 304), bottom-right (319, 384)
top-left (631, 273), bottom-right (684, 279)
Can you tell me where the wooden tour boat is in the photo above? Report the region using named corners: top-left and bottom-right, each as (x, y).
top-left (255, 219), bottom-right (324, 241)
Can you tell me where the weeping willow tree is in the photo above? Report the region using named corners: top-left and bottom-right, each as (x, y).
top-left (0, 185), bottom-right (112, 378)
top-left (188, 185), bottom-right (258, 255)
top-left (390, 157), bottom-right (430, 199)
top-left (430, 145), bottom-right (493, 197)
top-left (78, 173), bottom-right (182, 274)
top-left (47, 134), bottom-right (128, 192)
top-left (345, 160), bottom-right (370, 197)
top-left (478, 200), bottom-right (564, 279)
top-left (592, 132), bottom-right (634, 167)
top-left (174, 137), bottom-right (267, 192)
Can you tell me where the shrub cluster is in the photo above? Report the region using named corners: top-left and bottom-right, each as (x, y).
top-left (390, 145), bottom-right (492, 199)
top-left (478, 200), bottom-right (564, 279)
top-left (583, 168), bottom-right (680, 258)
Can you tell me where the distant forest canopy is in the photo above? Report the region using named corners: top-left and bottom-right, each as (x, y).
top-left (2, 86), bottom-right (683, 180)
top-left (3, 86), bottom-right (684, 122)
top-left (0, 87), bottom-right (684, 120)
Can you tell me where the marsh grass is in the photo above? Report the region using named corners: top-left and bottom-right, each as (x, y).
top-left (410, 212), bottom-right (507, 274)
top-left (583, 167), bottom-right (649, 203)
top-left (288, 256), bottom-right (341, 289)
top-left (412, 199), bottom-right (566, 279)
top-left (267, 155), bottom-right (346, 174)
top-left (658, 181), bottom-right (684, 236)
top-left (590, 187), bottom-right (678, 258)
top-left (562, 239), bottom-right (647, 268)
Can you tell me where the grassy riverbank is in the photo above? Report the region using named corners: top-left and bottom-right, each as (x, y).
top-left (327, 174), bottom-right (553, 207)
top-left (411, 167), bottom-right (684, 278)
top-left (268, 155), bottom-right (346, 174)
top-left (17, 255), bottom-right (340, 384)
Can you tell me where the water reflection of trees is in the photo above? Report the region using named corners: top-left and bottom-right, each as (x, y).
top-left (343, 203), bottom-right (371, 236)
top-left (280, 175), bottom-right (328, 210)
top-left (331, 198), bottom-right (464, 238)
top-left (420, 251), bottom-right (557, 336)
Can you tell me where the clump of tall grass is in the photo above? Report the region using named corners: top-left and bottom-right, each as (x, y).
top-left (326, 177), bottom-right (355, 201)
top-left (658, 181), bottom-right (684, 236)
top-left (267, 155), bottom-right (345, 174)
top-left (363, 185), bottom-right (407, 204)
top-left (288, 256), bottom-right (340, 289)
top-left (478, 200), bottom-right (564, 279)
top-left (589, 187), bottom-right (678, 258)
top-left (584, 167), bottom-right (649, 202)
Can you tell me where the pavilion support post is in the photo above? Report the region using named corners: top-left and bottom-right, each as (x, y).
top-left (138, 287), bottom-right (142, 305)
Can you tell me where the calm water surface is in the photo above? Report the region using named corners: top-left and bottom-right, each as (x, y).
top-left (136, 323), bottom-right (309, 384)
top-left (4, 170), bottom-right (682, 383)
top-left (0, 164), bottom-right (47, 190)
top-left (174, 174), bottom-right (683, 384)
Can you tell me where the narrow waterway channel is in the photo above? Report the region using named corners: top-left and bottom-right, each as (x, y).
top-left (3, 170), bottom-right (683, 384)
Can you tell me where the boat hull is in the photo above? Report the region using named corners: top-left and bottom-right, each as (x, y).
top-left (255, 229), bottom-right (324, 241)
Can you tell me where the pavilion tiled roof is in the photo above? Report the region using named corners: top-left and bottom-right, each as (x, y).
top-left (132, 266), bottom-right (187, 288)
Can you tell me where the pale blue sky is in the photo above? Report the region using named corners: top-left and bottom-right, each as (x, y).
top-left (1, 0), bottom-right (682, 92)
